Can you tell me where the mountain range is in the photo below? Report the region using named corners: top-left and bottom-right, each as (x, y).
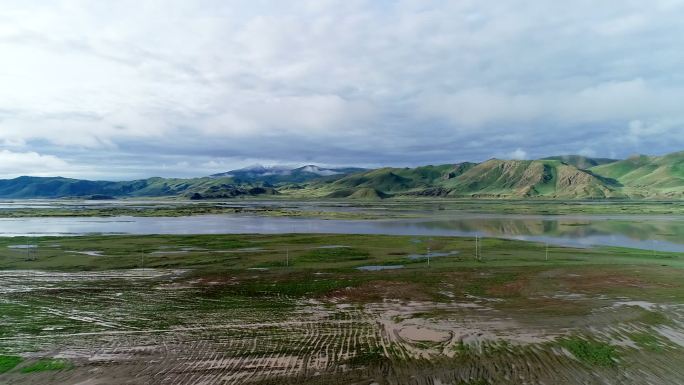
top-left (210, 165), bottom-right (366, 184)
top-left (0, 151), bottom-right (681, 200)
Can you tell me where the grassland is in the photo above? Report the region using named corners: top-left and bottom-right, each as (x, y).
top-left (0, 233), bottom-right (682, 271)
top-left (0, 355), bottom-right (22, 373)
top-left (0, 233), bottom-right (683, 384)
top-left (0, 202), bottom-right (388, 219)
top-left (285, 151), bottom-right (683, 199)
top-left (0, 198), bottom-right (682, 220)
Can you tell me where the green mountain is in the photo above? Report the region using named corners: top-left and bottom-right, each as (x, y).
top-left (309, 164), bottom-right (473, 198)
top-left (589, 151), bottom-right (684, 198)
top-left (0, 151), bottom-right (681, 199)
top-left (0, 176), bottom-right (274, 199)
top-left (440, 159), bottom-right (621, 198)
top-left (0, 176), bottom-right (117, 198)
top-left (303, 160), bottom-right (622, 199)
top-left (540, 155), bottom-right (617, 169)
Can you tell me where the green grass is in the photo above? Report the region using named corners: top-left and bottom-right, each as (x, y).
top-left (1, 231), bottom-right (683, 384)
top-left (297, 247), bottom-right (370, 263)
top-left (2, 198), bottom-right (684, 223)
top-left (346, 346), bottom-right (387, 366)
top-left (630, 332), bottom-right (664, 352)
top-left (558, 338), bottom-right (618, 367)
top-left (2, 232), bottom-right (680, 272)
top-left (636, 309), bottom-right (670, 325)
top-left (457, 381), bottom-right (490, 385)
top-left (20, 358), bottom-right (72, 373)
top-left (464, 271), bottom-right (519, 296)
top-left (0, 355), bottom-right (22, 373)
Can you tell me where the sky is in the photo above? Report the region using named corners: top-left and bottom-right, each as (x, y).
top-left (1, 0), bottom-right (683, 180)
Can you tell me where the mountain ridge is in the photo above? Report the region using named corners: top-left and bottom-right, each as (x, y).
top-left (210, 165), bottom-right (366, 184)
top-left (0, 153), bottom-right (682, 199)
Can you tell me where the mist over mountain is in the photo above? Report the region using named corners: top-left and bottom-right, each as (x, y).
top-left (210, 165), bottom-right (366, 184)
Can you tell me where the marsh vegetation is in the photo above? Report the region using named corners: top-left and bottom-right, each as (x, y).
top-left (1, 233), bottom-right (683, 384)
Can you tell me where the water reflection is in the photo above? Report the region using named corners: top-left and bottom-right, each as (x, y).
top-left (0, 214), bottom-right (681, 252)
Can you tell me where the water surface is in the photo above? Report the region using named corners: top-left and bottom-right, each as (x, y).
top-left (0, 214), bottom-right (682, 252)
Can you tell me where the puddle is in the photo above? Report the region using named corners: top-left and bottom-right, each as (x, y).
top-left (356, 265), bottom-right (404, 271)
top-left (68, 250), bottom-right (105, 257)
top-left (150, 250), bottom-right (189, 255)
top-left (613, 300), bottom-right (658, 311)
top-left (399, 325), bottom-right (451, 342)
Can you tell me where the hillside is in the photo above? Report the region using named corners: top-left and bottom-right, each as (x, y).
top-left (540, 155), bottom-right (617, 169)
top-left (0, 176), bottom-right (118, 198)
top-left (301, 160), bottom-right (622, 199)
top-left (0, 176), bottom-right (272, 199)
top-left (589, 151), bottom-right (684, 198)
top-left (307, 164), bottom-right (473, 198)
top-left (0, 152), bottom-right (681, 199)
top-left (440, 160), bottom-right (620, 198)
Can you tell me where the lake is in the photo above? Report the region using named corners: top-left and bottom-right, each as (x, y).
top-left (0, 213), bottom-right (682, 252)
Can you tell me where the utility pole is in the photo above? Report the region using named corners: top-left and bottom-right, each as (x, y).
top-left (141, 248), bottom-right (144, 271)
top-left (545, 242), bottom-right (549, 261)
top-left (427, 246), bottom-right (431, 267)
top-left (479, 236), bottom-right (482, 261)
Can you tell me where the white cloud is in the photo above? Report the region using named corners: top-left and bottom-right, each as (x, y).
top-left (0, 0), bottom-right (682, 178)
top-left (625, 119), bottom-right (684, 145)
top-left (594, 14), bottom-right (647, 36)
top-left (509, 148), bottom-right (527, 160)
top-left (0, 150), bottom-right (70, 177)
top-left (577, 148), bottom-right (596, 157)
top-left (416, 79), bottom-right (684, 129)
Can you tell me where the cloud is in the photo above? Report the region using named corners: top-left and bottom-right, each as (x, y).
top-left (0, 0), bottom-right (683, 178)
top-left (625, 119), bottom-right (684, 145)
top-left (0, 150), bottom-right (70, 177)
top-left (509, 148), bottom-right (528, 160)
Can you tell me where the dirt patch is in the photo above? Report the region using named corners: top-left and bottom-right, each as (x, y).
top-left (563, 272), bottom-right (663, 292)
top-left (193, 274), bottom-right (240, 286)
top-left (486, 276), bottom-right (529, 297)
top-left (502, 296), bottom-right (593, 318)
top-left (327, 281), bottom-right (434, 303)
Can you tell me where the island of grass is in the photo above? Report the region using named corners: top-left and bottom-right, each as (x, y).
top-left (0, 355), bottom-right (22, 374)
top-left (20, 359), bottom-right (72, 373)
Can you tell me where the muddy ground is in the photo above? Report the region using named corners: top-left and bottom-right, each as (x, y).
top-left (0, 234), bottom-right (683, 384)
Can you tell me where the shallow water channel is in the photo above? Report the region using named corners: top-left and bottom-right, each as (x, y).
top-left (0, 213), bottom-right (682, 252)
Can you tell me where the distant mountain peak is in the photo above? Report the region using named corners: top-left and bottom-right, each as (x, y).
top-left (237, 164), bottom-right (291, 172)
top-left (540, 155), bottom-right (618, 169)
top-left (209, 164), bottom-right (366, 183)
top-left (296, 165), bottom-right (342, 176)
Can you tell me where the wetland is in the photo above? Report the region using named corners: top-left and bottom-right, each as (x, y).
top-left (0, 200), bottom-right (683, 384)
